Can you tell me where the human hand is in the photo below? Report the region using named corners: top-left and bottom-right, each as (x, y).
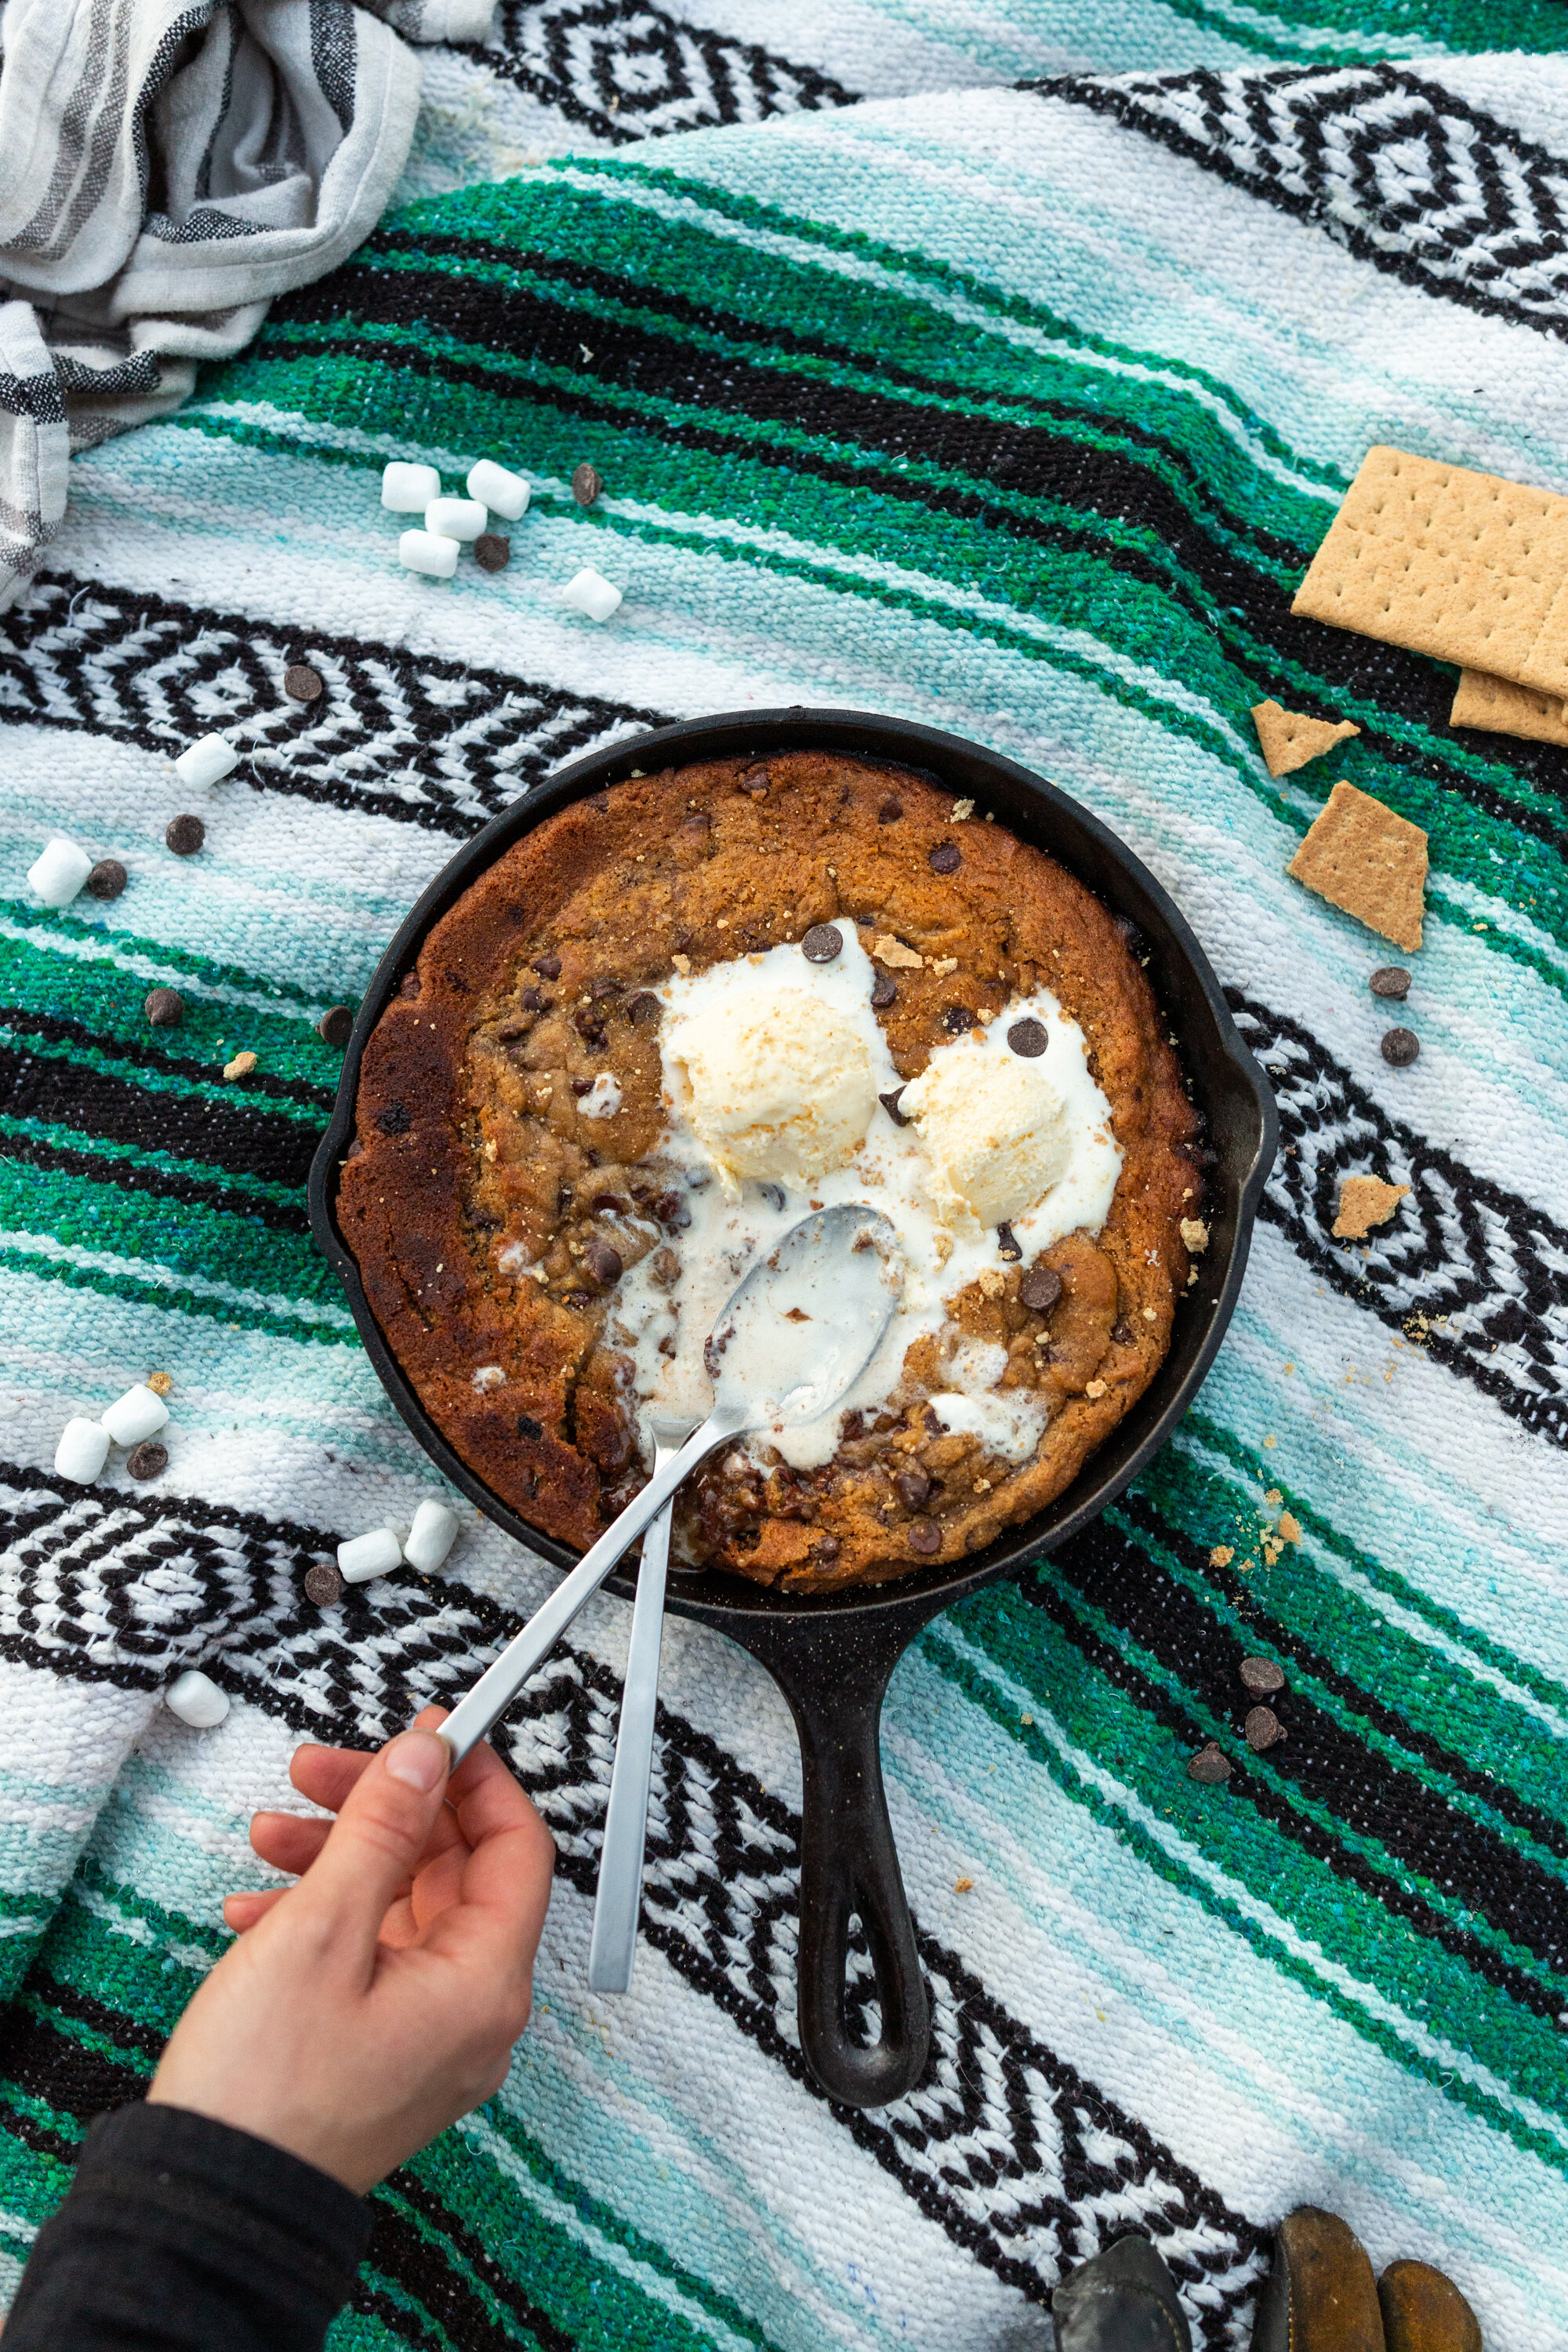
top-left (148, 1705), bottom-right (554, 2194)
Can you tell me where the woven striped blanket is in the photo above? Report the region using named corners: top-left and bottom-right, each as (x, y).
top-left (3, 12), bottom-right (1567, 2350)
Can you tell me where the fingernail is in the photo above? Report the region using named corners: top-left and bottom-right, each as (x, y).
top-left (384, 1730), bottom-right (449, 1792)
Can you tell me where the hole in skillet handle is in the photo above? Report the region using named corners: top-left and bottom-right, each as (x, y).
top-left (307, 706), bottom-right (1276, 2113)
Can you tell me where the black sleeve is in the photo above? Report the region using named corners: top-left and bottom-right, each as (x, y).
top-left (5, 2101), bottom-right (372, 2352)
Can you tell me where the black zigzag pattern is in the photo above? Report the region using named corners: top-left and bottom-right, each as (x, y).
top-left (463, 0), bottom-right (858, 148)
top-left (1231, 990), bottom-right (1568, 1447)
top-left (0, 575), bottom-right (670, 837)
top-left (1048, 64), bottom-right (1568, 343)
top-left (0, 1464), bottom-right (1268, 2343)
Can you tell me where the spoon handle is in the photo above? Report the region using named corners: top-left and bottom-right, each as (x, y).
top-left (439, 1408), bottom-right (739, 1770)
top-left (586, 1436), bottom-right (681, 1994)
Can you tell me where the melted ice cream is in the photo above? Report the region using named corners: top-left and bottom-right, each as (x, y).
top-left (607, 926), bottom-right (1122, 1470)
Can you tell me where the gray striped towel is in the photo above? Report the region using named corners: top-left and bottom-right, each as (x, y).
top-left (0, 0), bottom-right (494, 611)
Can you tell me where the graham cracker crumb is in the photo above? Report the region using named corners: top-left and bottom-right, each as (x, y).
top-left (1085, 1378), bottom-right (1108, 1399)
top-left (954, 1876), bottom-right (974, 1893)
top-left (1180, 1217), bottom-right (1210, 1253)
top-left (977, 1270), bottom-right (1007, 1298)
top-left (1334, 1174), bottom-right (1411, 1238)
top-left (1287, 779), bottom-right (1427, 953)
top-left (873, 934), bottom-right (924, 970)
top-left (1250, 697), bottom-right (1360, 778)
top-left (951, 799), bottom-right (975, 822)
top-left (930, 956), bottom-right (959, 978)
top-left (147, 1372), bottom-right (172, 1397)
top-left (1278, 1511), bottom-right (1303, 1545)
top-left (1210, 1544), bottom-right (1234, 1567)
top-left (223, 1050), bottom-right (256, 1080)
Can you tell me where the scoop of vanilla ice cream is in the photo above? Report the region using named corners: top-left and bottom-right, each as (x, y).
top-left (666, 985), bottom-right (877, 1186)
top-left (898, 1037), bottom-right (1072, 1229)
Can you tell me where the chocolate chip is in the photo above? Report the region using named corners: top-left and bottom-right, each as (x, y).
top-left (376, 1102), bottom-right (411, 1134)
top-left (870, 972), bottom-right (898, 1010)
top-left (589, 792), bottom-right (611, 813)
top-left (85, 858), bottom-right (127, 900)
top-left (757, 1182), bottom-right (785, 1212)
top-left (1007, 1018), bottom-right (1048, 1058)
top-left (924, 1406), bottom-right (944, 1436)
top-left (284, 662), bottom-right (325, 702)
top-left (574, 1007), bottom-right (606, 1043)
top-left (317, 1005), bottom-right (354, 1048)
top-left (400, 971), bottom-right (421, 999)
top-left (533, 953), bottom-right (562, 979)
top-left (126, 1439), bottom-right (168, 1481)
top-left (879, 1087), bottom-right (909, 1127)
top-left (304, 1560), bottom-right (343, 1606)
top-left (811, 1535), bottom-right (841, 1561)
top-left (802, 923), bottom-right (843, 964)
top-left (165, 813), bottom-right (205, 856)
top-left (895, 1468), bottom-right (931, 1509)
top-left (572, 461), bottom-right (601, 506)
top-left (739, 765), bottom-right (769, 797)
top-left (474, 532), bottom-right (510, 572)
top-left (517, 1413), bottom-right (544, 1440)
top-left (1244, 1704), bottom-right (1285, 1751)
top-left (1240, 1656), bottom-right (1286, 1696)
top-left (1370, 966), bottom-right (1410, 1000)
top-left (906, 1519), bottom-right (942, 1555)
top-left (572, 1076), bottom-right (593, 1097)
top-left (1381, 1026), bottom-right (1419, 1067)
top-left (941, 1004), bottom-right (973, 1035)
top-left (514, 988), bottom-right (544, 1014)
top-left (652, 1190), bottom-right (688, 1231)
top-left (928, 841), bottom-right (961, 874)
top-left (144, 987), bottom-right (183, 1029)
top-left (996, 1223), bottom-right (1022, 1263)
top-left (629, 991), bottom-right (660, 1026)
top-left (878, 797), bottom-right (904, 823)
top-left (1111, 1318), bottom-right (1133, 1344)
top-left (1187, 1744), bottom-right (1231, 1784)
top-left (583, 1239), bottom-right (622, 1286)
top-left (1020, 1266), bottom-right (1062, 1313)
top-left (592, 1192), bottom-right (628, 1214)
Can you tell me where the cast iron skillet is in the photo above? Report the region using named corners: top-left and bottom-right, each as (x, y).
top-left (308, 709), bottom-right (1276, 2111)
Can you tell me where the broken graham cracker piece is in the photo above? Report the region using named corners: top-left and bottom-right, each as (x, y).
top-left (1334, 1174), bottom-right (1411, 1239)
top-left (1250, 698), bottom-right (1360, 778)
top-left (1292, 446), bottom-right (1568, 699)
top-left (1287, 780), bottom-right (1427, 953)
top-left (1450, 669), bottom-right (1568, 746)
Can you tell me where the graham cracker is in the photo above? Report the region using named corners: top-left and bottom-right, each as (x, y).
top-left (1449, 668), bottom-right (1568, 746)
top-left (1287, 779), bottom-right (1427, 953)
top-left (1291, 445), bottom-right (1568, 699)
top-left (1250, 698), bottom-right (1360, 777)
top-left (1333, 1175), bottom-right (1410, 1239)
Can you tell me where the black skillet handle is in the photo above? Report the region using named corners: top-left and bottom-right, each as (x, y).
top-left (729, 1606), bottom-right (935, 2109)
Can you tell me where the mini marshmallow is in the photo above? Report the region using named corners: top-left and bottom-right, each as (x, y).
top-left (399, 528), bottom-right (460, 579)
top-left (383, 461), bottom-right (441, 511)
top-left (175, 733), bottom-right (239, 789)
top-left (561, 568), bottom-right (622, 622)
top-left (165, 1669), bottom-right (230, 1728)
top-left (102, 1384), bottom-right (170, 1446)
top-left (405, 1499), bottom-right (459, 1571)
top-left (426, 496), bottom-right (486, 542)
top-left (466, 459), bottom-right (528, 521)
top-left (339, 1526), bottom-right (403, 1583)
top-left (55, 1417), bottom-right (110, 1483)
top-left (28, 837), bottom-right (93, 908)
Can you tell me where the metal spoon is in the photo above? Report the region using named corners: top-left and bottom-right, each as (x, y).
top-left (437, 1204), bottom-right (901, 1771)
top-left (586, 1414), bottom-right (691, 1994)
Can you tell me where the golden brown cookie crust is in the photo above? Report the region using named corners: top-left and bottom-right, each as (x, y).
top-left (339, 752), bottom-right (1202, 1589)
